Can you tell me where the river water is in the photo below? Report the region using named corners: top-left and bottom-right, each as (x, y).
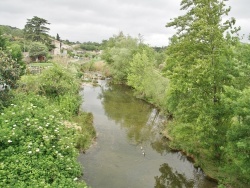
top-left (78, 79), bottom-right (217, 188)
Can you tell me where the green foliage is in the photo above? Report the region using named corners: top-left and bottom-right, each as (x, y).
top-left (161, 1), bottom-right (250, 187)
top-left (0, 30), bottom-right (7, 49)
top-left (24, 16), bottom-right (50, 43)
top-left (29, 42), bottom-right (48, 60)
top-left (0, 49), bottom-right (23, 88)
top-left (127, 49), bottom-right (168, 110)
top-left (80, 42), bottom-right (101, 51)
top-left (57, 94), bottom-right (81, 118)
top-left (38, 64), bottom-right (80, 98)
top-left (0, 25), bottom-right (24, 38)
top-left (8, 43), bottom-right (26, 74)
top-left (128, 50), bottom-right (151, 93)
top-left (221, 87), bottom-right (250, 186)
top-left (56, 33), bottom-right (60, 41)
top-left (2, 62), bottom-right (95, 187)
top-left (164, 0), bottom-right (238, 158)
top-left (23, 16), bottom-right (54, 51)
top-left (0, 93), bottom-right (87, 187)
top-left (0, 91), bottom-right (14, 111)
top-left (101, 32), bottom-right (139, 83)
top-left (232, 42), bottom-right (250, 90)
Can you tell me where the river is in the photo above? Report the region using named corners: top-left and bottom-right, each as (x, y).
top-left (78, 79), bottom-right (217, 188)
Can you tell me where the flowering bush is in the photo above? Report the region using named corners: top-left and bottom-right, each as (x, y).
top-left (0, 94), bottom-right (87, 187)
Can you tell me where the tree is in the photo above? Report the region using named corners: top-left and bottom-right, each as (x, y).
top-left (101, 32), bottom-right (139, 83)
top-left (164, 0), bottom-right (239, 158)
top-left (56, 33), bottom-right (60, 41)
top-left (0, 49), bottom-right (22, 88)
top-left (128, 50), bottom-right (151, 94)
top-left (24, 16), bottom-right (50, 42)
top-left (127, 47), bottom-right (168, 110)
top-left (23, 16), bottom-right (53, 50)
top-left (29, 42), bottom-right (48, 61)
top-left (8, 43), bottom-right (26, 74)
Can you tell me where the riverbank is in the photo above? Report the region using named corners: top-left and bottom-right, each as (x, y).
top-left (80, 66), bottom-right (220, 185)
top-left (0, 61), bottom-right (96, 187)
top-left (79, 78), bottom-right (216, 188)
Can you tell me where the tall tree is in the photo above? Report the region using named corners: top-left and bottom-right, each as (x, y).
top-left (164, 0), bottom-right (239, 158)
top-left (56, 33), bottom-right (60, 41)
top-left (101, 32), bottom-right (139, 83)
top-left (23, 16), bottom-right (51, 47)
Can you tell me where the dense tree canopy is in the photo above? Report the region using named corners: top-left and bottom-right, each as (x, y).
top-left (29, 42), bottom-right (48, 61)
top-left (163, 0), bottom-right (249, 186)
top-left (23, 16), bottom-right (54, 50)
top-left (101, 32), bottom-right (139, 83)
top-left (164, 0), bottom-right (238, 157)
top-left (24, 16), bottom-right (50, 42)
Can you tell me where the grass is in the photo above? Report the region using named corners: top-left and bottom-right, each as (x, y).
top-left (28, 62), bottom-right (53, 67)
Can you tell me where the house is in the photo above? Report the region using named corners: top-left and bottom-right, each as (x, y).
top-left (51, 39), bottom-right (61, 55)
top-left (50, 39), bottom-right (73, 56)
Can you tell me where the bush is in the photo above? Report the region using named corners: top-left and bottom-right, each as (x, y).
top-left (0, 94), bottom-right (87, 187)
top-left (39, 64), bottom-right (80, 98)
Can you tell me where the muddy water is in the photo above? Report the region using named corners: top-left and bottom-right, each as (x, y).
top-left (78, 80), bottom-right (217, 188)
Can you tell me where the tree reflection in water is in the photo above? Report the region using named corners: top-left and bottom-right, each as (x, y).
top-left (154, 163), bottom-right (194, 188)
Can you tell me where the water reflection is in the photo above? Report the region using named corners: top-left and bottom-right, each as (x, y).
top-left (100, 84), bottom-right (155, 144)
top-left (79, 81), bottom-right (217, 188)
top-left (155, 163), bottom-right (194, 188)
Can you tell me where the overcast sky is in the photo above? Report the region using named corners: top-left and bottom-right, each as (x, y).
top-left (0, 0), bottom-right (249, 46)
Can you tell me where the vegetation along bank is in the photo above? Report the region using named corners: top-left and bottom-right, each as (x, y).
top-left (1, 0), bottom-right (250, 187)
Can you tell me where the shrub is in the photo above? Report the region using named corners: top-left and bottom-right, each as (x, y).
top-left (39, 64), bottom-right (80, 98)
top-left (0, 94), bottom-right (87, 187)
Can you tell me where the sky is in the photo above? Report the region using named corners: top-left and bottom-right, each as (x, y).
top-left (0, 0), bottom-right (249, 47)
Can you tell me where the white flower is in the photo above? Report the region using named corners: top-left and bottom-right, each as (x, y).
top-left (73, 177), bottom-right (78, 181)
top-left (8, 140), bottom-right (12, 143)
top-left (13, 124), bottom-right (16, 127)
top-left (36, 148), bottom-right (40, 152)
top-left (4, 120), bottom-right (8, 123)
top-left (28, 151), bottom-right (32, 154)
top-left (26, 118), bottom-right (29, 121)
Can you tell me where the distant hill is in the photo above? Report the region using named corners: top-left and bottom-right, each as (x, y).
top-left (0, 25), bottom-right (24, 38)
